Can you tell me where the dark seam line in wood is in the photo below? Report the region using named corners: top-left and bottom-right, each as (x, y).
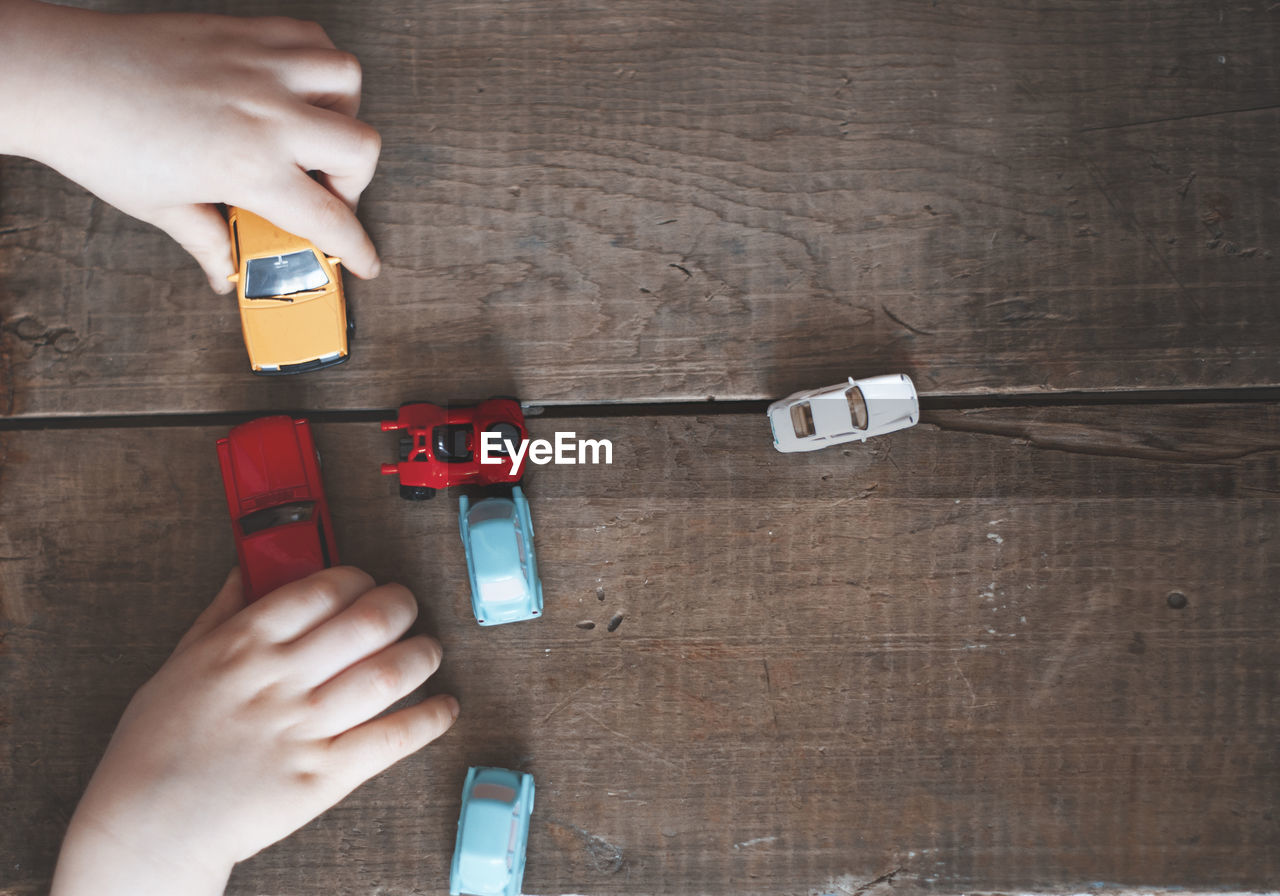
top-left (0, 387), bottom-right (1278, 432)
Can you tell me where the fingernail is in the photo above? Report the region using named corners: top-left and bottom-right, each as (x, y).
top-left (369, 257), bottom-right (382, 278)
top-left (446, 696), bottom-right (461, 721)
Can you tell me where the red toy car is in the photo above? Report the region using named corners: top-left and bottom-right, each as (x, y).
top-left (380, 399), bottom-right (528, 500)
top-left (217, 416), bottom-right (339, 601)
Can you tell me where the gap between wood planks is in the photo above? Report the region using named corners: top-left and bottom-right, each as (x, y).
top-left (0, 386), bottom-right (1277, 432)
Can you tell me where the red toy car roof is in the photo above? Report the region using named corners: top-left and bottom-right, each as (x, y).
top-left (221, 416), bottom-right (314, 515)
top-left (217, 416), bottom-right (337, 602)
top-left (238, 519), bottom-right (330, 601)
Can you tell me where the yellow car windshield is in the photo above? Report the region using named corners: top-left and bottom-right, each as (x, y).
top-left (245, 251), bottom-right (329, 299)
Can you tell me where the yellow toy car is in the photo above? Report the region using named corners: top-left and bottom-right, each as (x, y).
top-left (227, 207), bottom-right (351, 375)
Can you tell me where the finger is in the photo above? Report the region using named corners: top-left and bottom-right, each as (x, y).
top-left (327, 694), bottom-right (460, 784)
top-left (172, 567), bottom-right (247, 655)
top-left (272, 47), bottom-right (363, 118)
top-left (287, 582), bottom-right (418, 683)
top-left (242, 16), bottom-right (337, 51)
top-left (250, 173), bottom-right (381, 279)
top-left (240, 566), bottom-right (375, 644)
top-left (147, 204), bottom-right (234, 293)
top-left (302, 635), bottom-right (443, 737)
top-left (287, 108), bottom-right (381, 210)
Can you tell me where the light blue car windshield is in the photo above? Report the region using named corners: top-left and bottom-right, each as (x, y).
top-left (245, 251), bottom-right (329, 299)
top-left (468, 501), bottom-right (514, 525)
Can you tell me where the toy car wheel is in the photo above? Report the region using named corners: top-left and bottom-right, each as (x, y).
top-left (398, 435), bottom-right (412, 462)
top-left (400, 485), bottom-right (436, 501)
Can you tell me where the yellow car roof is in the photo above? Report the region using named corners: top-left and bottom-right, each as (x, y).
top-left (230, 207), bottom-right (316, 259)
top-left (228, 207), bottom-right (348, 371)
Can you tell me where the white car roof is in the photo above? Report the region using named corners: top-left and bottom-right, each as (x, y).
top-left (768, 374), bottom-right (918, 451)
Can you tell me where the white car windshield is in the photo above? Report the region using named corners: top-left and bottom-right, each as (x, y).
top-left (245, 251), bottom-right (329, 298)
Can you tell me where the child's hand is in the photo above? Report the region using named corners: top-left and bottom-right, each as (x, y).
top-left (51, 567), bottom-right (458, 896)
top-left (0, 0), bottom-right (381, 292)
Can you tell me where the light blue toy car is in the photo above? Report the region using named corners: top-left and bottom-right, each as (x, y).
top-left (458, 486), bottom-right (543, 625)
top-left (450, 766), bottom-right (535, 896)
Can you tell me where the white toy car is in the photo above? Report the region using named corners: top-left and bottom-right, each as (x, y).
top-left (767, 373), bottom-right (919, 452)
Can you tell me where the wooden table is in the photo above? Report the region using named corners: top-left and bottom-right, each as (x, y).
top-left (2, 1), bottom-right (1277, 893)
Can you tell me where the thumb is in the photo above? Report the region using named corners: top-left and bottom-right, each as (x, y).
top-left (148, 204), bottom-right (235, 293)
top-left (172, 567), bottom-right (248, 656)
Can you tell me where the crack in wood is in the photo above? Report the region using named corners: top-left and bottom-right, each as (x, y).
top-left (853, 868), bottom-right (905, 896)
top-left (545, 818), bottom-right (627, 874)
top-left (1078, 101), bottom-right (1280, 132)
top-left (881, 305), bottom-right (935, 337)
top-left (829, 867), bottom-right (906, 896)
top-left (926, 413), bottom-right (1280, 465)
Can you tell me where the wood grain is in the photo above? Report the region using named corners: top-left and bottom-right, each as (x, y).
top-left (2, 1), bottom-right (1277, 893)
top-left (2, 0), bottom-right (1279, 415)
top-left (2, 406), bottom-right (1276, 894)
